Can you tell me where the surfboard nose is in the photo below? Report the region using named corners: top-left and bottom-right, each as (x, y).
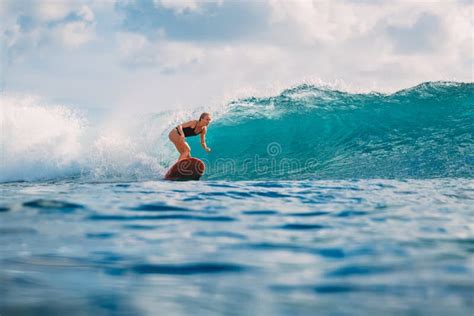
top-left (165, 158), bottom-right (205, 181)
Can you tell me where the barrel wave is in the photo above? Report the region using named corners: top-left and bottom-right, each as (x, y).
top-left (191, 82), bottom-right (473, 180)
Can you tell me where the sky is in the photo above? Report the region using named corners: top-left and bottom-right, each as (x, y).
top-left (1, 0), bottom-right (473, 111)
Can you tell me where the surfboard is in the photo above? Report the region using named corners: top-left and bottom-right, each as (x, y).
top-left (164, 157), bottom-right (205, 181)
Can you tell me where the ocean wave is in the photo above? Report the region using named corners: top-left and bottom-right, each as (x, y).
top-left (194, 81), bottom-right (474, 180)
top-left (1, 81), bottom-right (473, 182)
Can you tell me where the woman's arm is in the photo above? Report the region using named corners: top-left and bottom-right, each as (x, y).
top-left (200, 127), bottom-right (211, 152)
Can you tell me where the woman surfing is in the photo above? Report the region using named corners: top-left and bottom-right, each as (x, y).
top-left (168, 112), bottom-right (212, 161)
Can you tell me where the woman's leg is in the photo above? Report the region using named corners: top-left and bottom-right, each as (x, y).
top-left (176, 141), bottom-right (191, 161)
top-left (169, 130), bottom-right (191, 161)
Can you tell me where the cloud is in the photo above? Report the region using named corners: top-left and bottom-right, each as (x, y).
top-left (37, 1), bottom-right (76, 21)
top-left (117, 0), bottom-right (268, 42)
top-left (385, 13), bottom-right (443, 54)
top-left (116, 32), bottom-right (204, 72)
top-left (153, 0), bottom-right (213, 14)
top-left (1, 0), bottom-right (473, 113)
top-left (267, 0), bottom-right (395, 45)
top-left (1, 0), bottom-right (97, 61)
top-left (55, 20), bottom-right (96, 48)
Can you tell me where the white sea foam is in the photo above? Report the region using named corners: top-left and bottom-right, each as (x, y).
top-left (1, 95), bottom-right (86, 181)
top-left (0, 94), bottom-right (184, 182)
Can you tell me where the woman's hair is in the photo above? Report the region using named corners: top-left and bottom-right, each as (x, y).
top-left (199, 112), bottom-right (210, 121)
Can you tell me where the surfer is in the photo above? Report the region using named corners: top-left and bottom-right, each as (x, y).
top-left (168, 112), bottom-right (212, 161)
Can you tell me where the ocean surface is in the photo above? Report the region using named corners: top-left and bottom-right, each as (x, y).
top-left (1, 81), bottom-right (473, 315)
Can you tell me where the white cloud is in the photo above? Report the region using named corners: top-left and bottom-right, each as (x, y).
top-left (77, 5), bottom-right (95, 22)
top-left (37, 1), bottom-right (74, 22)
top-left (2, 1), bottom-right (97, 57)
top-left (155, 0), bottom-right (199, 13)
top-left (153, 0), bottom-right (223, 14)
top-left (2, 0), bottom-right (473, 113)
top-left (55, 20), bottom-right (96, 48)
top-left (117, 32), bottom-right (204, 71)
top-left (0, 1), bottom-right (7, 17)
top-left (266, 0), bottom-right (472, 53)
top-left (267, 0), bottom-right (387, 44)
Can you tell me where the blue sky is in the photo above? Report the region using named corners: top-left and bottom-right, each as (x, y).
top-left (1, 0), bottom-right (473, 110)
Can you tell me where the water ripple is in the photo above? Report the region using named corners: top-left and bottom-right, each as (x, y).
top-left (23, 199), bottom-right (84, 212)
top-left (326, 264), bottom-right (396, 277)
top-left (193, 231), bottom-right (247, 240)
top-left (129, 203), bottom-right (190, 212)
top-left (242, 210), bottom-right (278, 215)
top-left (88, 214), bottom-right (236, 222)
top-left (279, 223), bottom-right (328, 230)
top-left (86, 232), bottom-right (116, 239)
top-left (335, 210), bottom-right (369, 217)
top-left (0, 227), bottom-right (38, 235)
top-left (288, 211), bottom-right (330, 217)
top-left (130, 263), bottom-right (248, 275)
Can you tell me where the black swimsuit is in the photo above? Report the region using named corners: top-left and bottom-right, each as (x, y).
top-left (177, 124), bottom-right (202, 138)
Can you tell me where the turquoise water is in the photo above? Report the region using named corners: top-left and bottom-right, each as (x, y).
top-left (193, 82), bottom-right (473, 180)
top-left (1, 82), bottom-right (473, 315)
